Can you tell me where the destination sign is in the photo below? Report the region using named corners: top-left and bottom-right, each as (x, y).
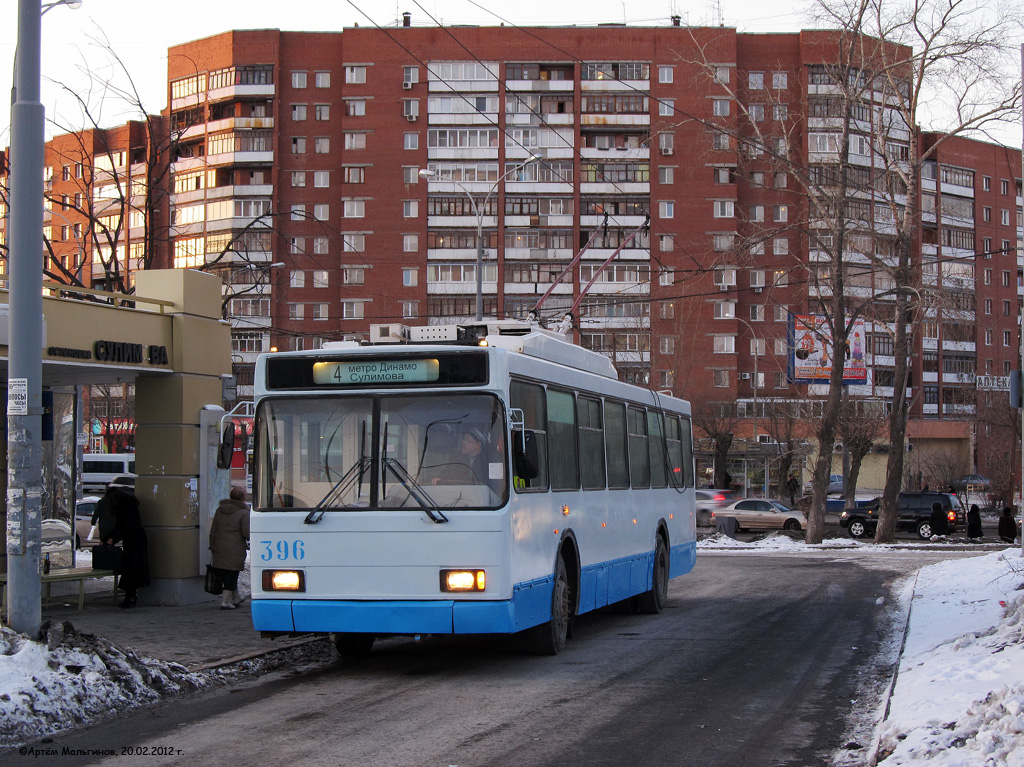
top-left (313, 359), bottom-right (440, 385)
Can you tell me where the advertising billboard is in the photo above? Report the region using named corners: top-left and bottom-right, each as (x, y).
top-left (790, 314), bottom-right (868, 384)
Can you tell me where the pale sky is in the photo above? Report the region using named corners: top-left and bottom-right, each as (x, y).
top-left (1, 0), bottom-right (1020, 147)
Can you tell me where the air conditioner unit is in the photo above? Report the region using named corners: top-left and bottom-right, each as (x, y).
top-left (739, 372), bottom-right (751, 380)
top-left (402, 81), bottom-right (413, 90)
top-left (406, 114), bottom-right (417, 122)
top-left (660, 147), bottom-right (673, 156)
top-left (719, 284), bottom-right (729, 291)
top-left (753, 287), bottom-right (762, 293)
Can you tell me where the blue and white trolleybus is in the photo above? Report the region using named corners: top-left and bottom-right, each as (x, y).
top-left (249, 321), bottom-right (697, 655)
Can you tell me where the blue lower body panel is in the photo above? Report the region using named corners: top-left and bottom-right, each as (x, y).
top-left (251, 579), bottom-right (555, 635)
top-left (251, 541), bottom-right (696, 636)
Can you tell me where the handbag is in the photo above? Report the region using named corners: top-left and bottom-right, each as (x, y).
top-left (204, 565), bottom-right (224, 595)
top-left (92, 544), bottom-right (124, 572)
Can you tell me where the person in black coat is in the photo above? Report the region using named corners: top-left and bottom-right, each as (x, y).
top-left (998, 507), bottom-right (1019, 543)
top-left (90, 484), bottom-right (120, 543)
top-left (104, 489), bottom-right (149, 608)
top-left (928, 502), bottom-right (949, 537)
top-left (967, 504), bottom-right (983, 540)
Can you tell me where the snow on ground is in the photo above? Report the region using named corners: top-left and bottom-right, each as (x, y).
top-left (1, 535), bottom-right (1022, 760)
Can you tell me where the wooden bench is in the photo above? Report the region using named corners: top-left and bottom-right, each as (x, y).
top-left (0, 567), bottom-right (117, 612)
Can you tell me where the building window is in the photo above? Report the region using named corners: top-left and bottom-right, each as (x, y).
top-left (344, 133), bottom-right (367, 150)
top-left (402, 267), bottom-right (418, 287)
top-left (315, 71), bottom-right (331, 88)
top-left (748, 103), bottom-right (765, 122)
top-left (342, 233), bottom-right (365, 252)
top-left (403, 234), bottom-right (419, 252)
top-left (290, 204), bottom-right (306, 221)
top-left (288, 303), bottom-right (304, 320)
top-left (315, 104), bottom-right (331, 121)
top-left (772, 71), bottom-right (788, 89)
top-left (713, 336), bottom-right (735, 354)
top-left (291, 137), bottom-right (306, 154)
top-left (291, 104), bottom-right (307, 121)
top-left (1001, 179), bottom-right (1009, 195)
top-left (343, 200), bottom-right (365, 218)
top-left (313, 204), bottom-right (329, 221)
top-left (773, 205), bottom-right (788, 222)
top-left (749, 205), bottom-right (764, 222)
top-left (773, 104), bottom-right (788, 121)
top-left (313, 237), bottom-right (329, 255)
top-left (345, 66), bottom-right (366, 84)
top-left (659, 302), bottom-right (675, 320)
top-left (344, 167), bottom-right (365, 184)
top-left (403, 200), bottom-right (419, 217)
top-left (658, 65), bottom-right (673, 83)
top-left (713, 370), bottom-right (729, 387)
top-left (659, 167), bottom-right (674, 184)
top-left (402, 301), bottom-right (419, 319)
top-left (715, 167), bottom-right (735, 184)
top-left (344, 100), bottom-right (365, 117)
top-left (1004, 330), bottom-right (1012, 347)
top-left (713, 234), bottom-right (734, 252)
top-left (750, 304), bottom-right (765, 322)
top-left (712, 99), bottom-right (730, 117)
top-left (659, 133), bottom-right (674, 155)
top-left (659, 235), bottom-right (674, 252)
top-left (403, 167), bottom-right (419, 184)
top-left (291, 171), bottom-right (306, 188)
top-left (982, 176), bottom-right (991, 191)
top-left (314, 137), bottom-right (330, 153)
top-left (713, 131), bottom-right (730, 151)
top-left (748, 71), bottom-right (764, 89)
top-left (403, 66), bottom-right (419, 85)
top-left (342, 301), bottom-right (365, 319)
top-left (659, 98), bottom-right (675, 116)
top-left (713, 200), bottom-right (734, 218)
top-left (291, 71), bottom-right (307, 89)
top-left (343, 267), bottom-right (365, 285)
top-left (314, 171), bottom-right (330, 188)
top-left (290, 270), bottom-right (305, 288)
top-left (659, 201), bottom-right (674, 219)
top-left (404, 133), bottom-right (419, 150)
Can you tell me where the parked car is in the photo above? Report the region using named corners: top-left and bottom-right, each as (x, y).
top-left (954, 474), bottom-right (990, 491)
top-left (711, 498), bottom-right (806, 531)
top-left (108, 474), bottom-right (136, 492)
top-left (74, 495), bottom-right (101, 549)
top-left (805, 474), bottom-right (844, 495)
top-left (695, 489), bottom-right (733, 527)
top-left (839, 491), bottom-right (965, 540)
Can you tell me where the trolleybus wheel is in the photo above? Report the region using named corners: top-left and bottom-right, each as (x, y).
top-left (636, 534), bottom-right (669, 615)
top-left (528, 554), bottom-right (570, 655)
top-left (333, 633), bottom-right (375, 656)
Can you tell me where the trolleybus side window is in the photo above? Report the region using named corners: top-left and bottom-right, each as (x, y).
top-left (627, 406), bottom-right (651, 488)
top-left (648, 410), bottom-right (668, 488)
top-left (577, 396), bottom-right (606, 490)
top-left (605, 401), bottom-right (629, 489)
top-left (510, 380), bottom-right (549, 490)
top-left (547, 389), bottom-right (580, 491)
top-left (664, 415), bottom-right (683, 487)
top-left (680, 416), bottom-right (695, 487)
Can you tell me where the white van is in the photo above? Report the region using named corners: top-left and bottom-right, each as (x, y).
top-left (81, 453), bottom-right (136, 493)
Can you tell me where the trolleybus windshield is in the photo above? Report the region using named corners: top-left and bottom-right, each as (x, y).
top-left (256, 393), bottom-right (508, 512)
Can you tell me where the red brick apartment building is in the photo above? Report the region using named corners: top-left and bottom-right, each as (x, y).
top-left (2, 21), bottom-right (1021, 487)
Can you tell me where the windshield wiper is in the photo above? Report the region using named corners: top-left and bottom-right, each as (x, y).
top-left (382, 457), bottom-right (448, 524)
top-left (304, 456), bottom-right (371, 524)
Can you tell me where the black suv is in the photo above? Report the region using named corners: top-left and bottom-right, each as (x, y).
top-left (839, 492), bottom-right (965, 539)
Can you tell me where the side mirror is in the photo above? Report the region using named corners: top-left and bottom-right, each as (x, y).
top-left (512, 429), bottom-right (540, 480)
top-left (217, 423), bottom-right (236, 469)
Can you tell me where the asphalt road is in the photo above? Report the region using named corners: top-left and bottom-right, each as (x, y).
top-left (14, 551), bottom-right (974, 767)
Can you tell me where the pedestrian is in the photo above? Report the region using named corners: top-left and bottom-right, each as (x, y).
top-left (104, 490), bottom-right (148, 608)
top-left (90, 483), bottom-right (120, 543)
top-left (998, 507), bottom-right (1018, 544)
top-left (209, 486), bottom-right (250, 610)
top-left (786, 473), bottom-right (799, 506)
top-left (928, 501), bottom-right (949, 537)
top-left (967, 503), bottom-right (983, 540)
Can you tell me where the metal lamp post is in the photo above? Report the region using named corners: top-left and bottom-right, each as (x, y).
top-left (420, 155), bottom-right (539, 322)
top-left (7, 0), bottom-right (81, 636)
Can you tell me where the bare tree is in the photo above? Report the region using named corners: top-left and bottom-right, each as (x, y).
top-left (837, 397), bottom-right (887, 509)
top-left (691, 400), bottom-right (739, 489)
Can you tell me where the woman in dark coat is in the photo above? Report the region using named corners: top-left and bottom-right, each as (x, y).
top-left (998, 507), bottom-right (1019, 543)
top-left (967, 504), bottom-right (983, 540)
top-left (104, 489), bottom-right (149, 608)
top-left (209, 486), bottom-right (250, 609)
top-left (929, 502), bottom-right (949, 537)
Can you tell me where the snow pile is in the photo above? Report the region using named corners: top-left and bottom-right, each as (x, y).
top-left (876, 551), bottom-right (1024, 766)
top-left (0, 620), bottom-right (207, 748)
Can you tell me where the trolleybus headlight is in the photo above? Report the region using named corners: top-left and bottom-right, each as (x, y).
top-left (440, 569), bottom-right (486, 592)
top-left (262, 569), bottom-right (306, 592)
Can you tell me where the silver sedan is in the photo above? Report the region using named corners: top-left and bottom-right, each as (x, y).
top-left (712, 498), bottom-right (806, 531)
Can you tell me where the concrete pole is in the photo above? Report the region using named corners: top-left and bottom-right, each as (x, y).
top-left (6, 0), bottom-right (46, 636)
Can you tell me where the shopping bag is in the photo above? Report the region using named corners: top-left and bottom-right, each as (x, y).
top-left (204, 565), bottom-right (224, 595)
top-left (92, 544), bottom-right (124, 572)
top-left (87, 524), bottom-right (99, 541)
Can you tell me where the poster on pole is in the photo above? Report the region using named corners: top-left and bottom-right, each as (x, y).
top-left (789, 314), bottom-right (868, 384)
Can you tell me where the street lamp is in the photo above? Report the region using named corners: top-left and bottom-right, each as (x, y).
top-left (419, 154), bottom-right (540, 321)
top-left (7, 0), bottom-right (82, 636)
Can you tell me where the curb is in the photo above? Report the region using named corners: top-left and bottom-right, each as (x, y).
top-left (187, 634), bottom-right (329, 672)
top-left (867, 569), bottom-right (920, 767)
